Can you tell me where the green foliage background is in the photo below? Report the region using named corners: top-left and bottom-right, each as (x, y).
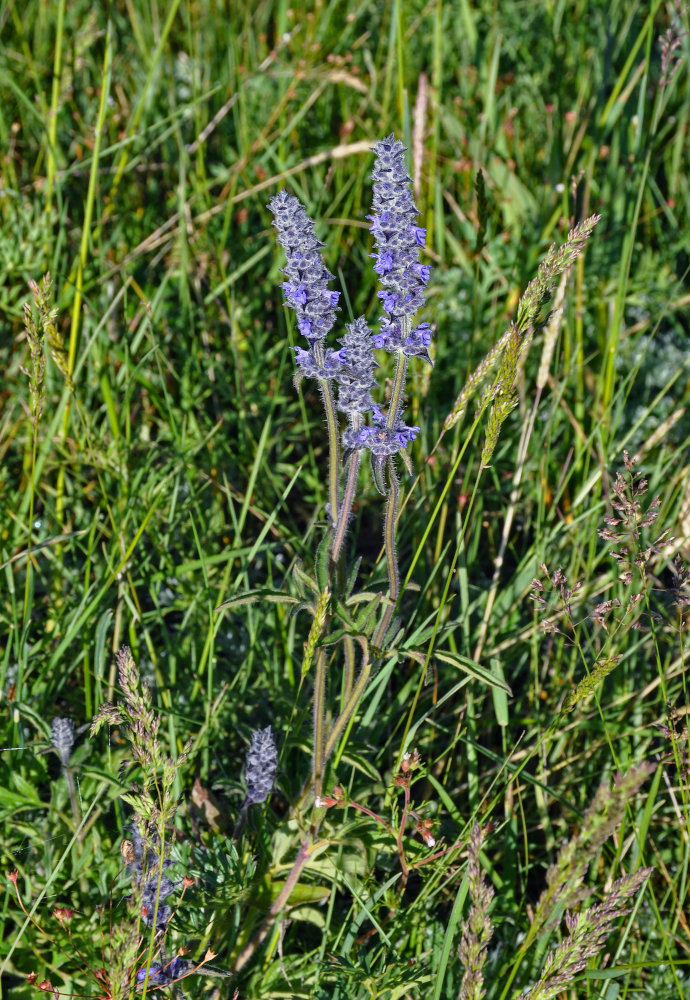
top-left (0, 0), bottom-right (689, 997)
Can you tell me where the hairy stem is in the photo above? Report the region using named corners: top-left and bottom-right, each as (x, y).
top-left (312, 646), bottom-right (327, 801)
top-left (331, 446), bottom-right (361, 564)
top-left (314, 341), bottom-right (341, 527)
top-left (373, 458), bottom-right (400, 648)
top-left (387, 345), bottom-right (409, 429)
top-left (342, 634), bottom-right (356, 704)
top-left (233, 840), bottom-right (314, 972)
top-left (396, 783), bottom-right (411, 886)
top-left (324, 651), bottom-right (372, 762)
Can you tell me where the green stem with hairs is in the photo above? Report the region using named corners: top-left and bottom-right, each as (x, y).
top-left (324, 651), bottom-right (372, 762)
top-left (373, 458), bottom-right (400, 649)
top-left (331, 438), bottom-right (361, 564)
top-left (342, 633), bottom-right (356, 704)
top-left (313, 340), bottom-right (342, 528)
top-left (387, 345), bottom-right (409, 429)
top-left (312, 646), bottom-right (327, 802)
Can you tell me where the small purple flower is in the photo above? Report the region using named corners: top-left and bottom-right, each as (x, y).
top-left (141, 869), bottom-right (177, 929)
top-left (283, 281), bottom-right (308, 306)
top-left (343, 408), bottom-right (419, 457)
top-left (371, 318), bottom-right (433, 363)
top-left (268, 190), bottom-right (340, 346)
top-left (293, 346), bottom-right (344, 380)
top-left (136, 957), bottom-right (186, 986)
top-left (368, 135), bottom-right (432, 362)
top-left (123, 826), bottom-right (178, 932)
top-left (377, 289), bottom-right (398, 312)
top-left (372, 251), bottom-right (394, 274)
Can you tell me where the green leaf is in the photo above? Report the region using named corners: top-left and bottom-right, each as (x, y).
top-left (434, 649), bottom-right (513, 695)
top-left (215, 589), bottom-right (299, 612)
top-left (490, 657), bottom-right (510, 725)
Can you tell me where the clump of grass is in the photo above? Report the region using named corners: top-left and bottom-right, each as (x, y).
top-left (520, 867), bottom-right (653, 1000)
top-left (12, 647), bottom-right (231, 999)
top-left (90, 646), bottom-right (193, 997)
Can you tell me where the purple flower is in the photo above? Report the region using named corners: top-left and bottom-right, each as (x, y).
top-left (371, 318), bottom-right (433, 362)
top-left (245, 726), bottom-right (277, 804)
top-left (372, 250), bottom-right (394, 274)
top-left (368, 135), bottom-right (432, 362)
top-left (141, 869), bottom-right (176, 929)
top-left (377, 289), bottom-right (398, 312)
top-left (268, 190), bottom-right (340, 345)
top-left (342, 408), bottom-right (419, 457)
top-left (136, 957), bottom-right (186, 986)
top-left (335, 317), bottom-right (378, 418)
top-left (293, 346), bottom-right (344, 379)
top-left (122, 826), bottom-right (178, 932)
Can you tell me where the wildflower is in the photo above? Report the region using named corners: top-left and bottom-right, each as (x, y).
top-left (415, 819), bottom-right (436, 847)
top-left (123, 825), bottom-right (178, 931)
top-left (315, 786), bottom-right (344, 809)
top-left (368, 134), bottom-right (432, 363)
top-left (292, 345), bottom-right (345, 380)
top-left (400, 749), bottom-right (422, 773)
top-left (267, 189), bottom-right (340, 355)
top-left (244, 726), bottom-right (278, 804)
top-left (343, 405), bottom-right (419, 457)
top-left (335, 316), bottom-right (378, 419)
top-left (136, 956), bottom-right (186, 987)
top-left (50, 717), bottom-right (76, 768)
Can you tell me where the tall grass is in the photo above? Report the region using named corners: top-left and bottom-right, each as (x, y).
top-left (0, 0), bottom-right (689, 997)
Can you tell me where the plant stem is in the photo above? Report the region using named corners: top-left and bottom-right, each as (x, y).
top-left (373, 457), bottom-right (400, 649)
top-left (387, 347), bottom-right (409, 429)
top-left (324, 650), bottom-right (372, 762)
top-left (312, 646), bottom-right (327, 801)
top-left (313, 338), bottom-right (341, 528)
top-left (473, 387), bottom-right (542, 663)
top-left (342, 634), bottom-right (356, 704)
top-left (233, 840), bottom-right (313, 972)
top-left (331, 446), bottom-right (361, 564)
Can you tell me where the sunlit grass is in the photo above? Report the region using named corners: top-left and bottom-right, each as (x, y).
top-left (0, 1), bottom-right (689, 998)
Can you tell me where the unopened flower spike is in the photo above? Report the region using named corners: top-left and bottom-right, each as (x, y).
top-left (336, 316), bottom-right (378, 423)
top-left (267, 189), bottom-right (342, 382)
top-left (50, 717), bottom-right (76, 768)
top-left (244, 725), bottom-right (278, 804)
top-left (368, 134), bottom-right (433, 364)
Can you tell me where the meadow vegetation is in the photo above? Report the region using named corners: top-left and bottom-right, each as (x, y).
top-left (0, 1), bottom-right (689, 997)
